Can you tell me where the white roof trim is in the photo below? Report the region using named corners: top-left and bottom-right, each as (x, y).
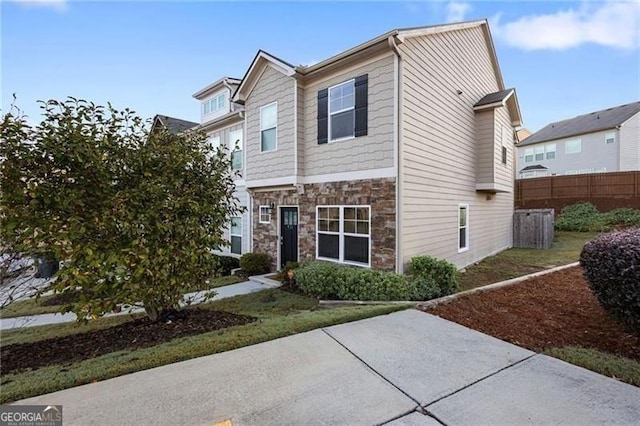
top-left (232, 51), bottom-right (296, 103)
top-left (396, 20), bottom-right (485, 41)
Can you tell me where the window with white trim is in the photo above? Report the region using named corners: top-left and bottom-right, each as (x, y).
top-left (605, 132), bottom-right (615, 144)
top-left (260, 102), bottom-right (277, 152)
top-left (524, 148), bottom-right (534, 163)
top-left (565, 139), bottom-right (582, 154)
top-left (545, 143), bottom-right (556, 160)
top-left (230, 217), bottom-right (242, 255)
top-left (458, 205), bottom-right (469, 252)
top-left (203, 94), bottom-right (226, 115)
top-left (259, 206), bottom-right (271, 224)
top-left (316, 206), bottom-right (370, 266)
top-left (329, 80), bottom-right (355, 141)
top-left (534, 146), bottom-right (544, 161)
top-left (229, 129), bottom-right (243, 170)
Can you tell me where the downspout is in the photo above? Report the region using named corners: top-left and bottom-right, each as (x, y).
top-left (388, 34), bottom-right (403, 274)
top-left (239, 110), bottom-right (252, 253)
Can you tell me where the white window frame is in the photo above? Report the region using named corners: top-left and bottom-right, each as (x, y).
top-left (534, 146), bottom-right (544, 161)
top-left (458, 204), bottom-right (469, 253)
top-left (203, 93), bottom-right (226, 115)
top-left (328, 79), bottom-right (356, 143)
top-left (316, 205), bottom-right (371, 267)
top-left (545, 143), bottom-right (556, 160)
top-left (230, 216), bottom-right (242, 255)
top-left (260, 102), bottom-right (278, 153)
top-left (259, 206), bottom-right (271, 224)
top-left (605, 132), bottom-right (615, 144)
top-left (524, 148), bottom-right (534, 163)
top-left (229, 129), bottom-right (243, 170)
top-left (565, 139), bottom-right (582, 154)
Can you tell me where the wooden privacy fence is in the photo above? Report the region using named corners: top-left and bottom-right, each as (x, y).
top-left (515, 171), bottom-right (640, 212)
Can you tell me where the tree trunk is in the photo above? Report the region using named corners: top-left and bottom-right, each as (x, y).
top-left (144, 305), bottom-right (160, 321)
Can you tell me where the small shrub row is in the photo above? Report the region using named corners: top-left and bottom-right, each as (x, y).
top-left (295, 256), bottom-right (457, 302)
top-left (212, 255), bottom-right (239, 277)
top-left (580, 228), bottom-right (640, 333)
top-left (555, 202), bottom-right (640, 232)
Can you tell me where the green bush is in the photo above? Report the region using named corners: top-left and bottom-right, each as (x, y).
top-left (239, 252), bottom-right (271, 275)
top-left (407, 256), bottom-right (458, 299)
top-left (604, 208), bottom-right (640, 229)
top-left (555, 202), bottom-right (604, 231)
top-left (212, 255), bottom-right (240, 277)
top-left (295, 261), bottom-right (341, 299)
top-left (580, 228), bottom-right (640, 333)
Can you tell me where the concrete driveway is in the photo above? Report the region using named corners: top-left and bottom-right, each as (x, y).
top-left (16, 309), bottom-right (640, 425)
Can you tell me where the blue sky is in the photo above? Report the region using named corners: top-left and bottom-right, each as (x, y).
top-left (2, 0), bottom-right (639, 132)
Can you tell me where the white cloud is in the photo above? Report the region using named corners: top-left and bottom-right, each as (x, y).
top-left (7, 0), bottom-right (68, 12)
top-left (492, 1), bottom-right (640, 50)
top-left (446, 2), bottom-right (471, 23)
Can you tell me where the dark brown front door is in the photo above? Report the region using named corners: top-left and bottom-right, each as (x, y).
top-left (280, 207), bottom-right (298, 269)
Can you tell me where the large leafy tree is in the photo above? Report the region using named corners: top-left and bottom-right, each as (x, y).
top-left (0, 98), bottom-right (242, 320)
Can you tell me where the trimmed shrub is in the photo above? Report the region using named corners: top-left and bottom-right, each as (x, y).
top-left (604, 208), bottom-right (640, 229)
top-left (239, 252), bottom-right (271, 275)
top-left (580, 228), bottom-right (640, 333)
top-left (555, 202), bottom-right (604, 232)
top-left (408, 256), bottom-right (458, 299)
top-left (212, 255), bottom-right (239, 277)
top-left (295, 261), bottom-right (341, 299)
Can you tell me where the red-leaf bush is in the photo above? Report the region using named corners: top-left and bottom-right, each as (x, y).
top-left (580, 228), bottom-right (640, 333)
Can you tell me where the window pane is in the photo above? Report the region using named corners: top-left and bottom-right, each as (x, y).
top-left (261, 128), bottom-right (276, 151)
top-left (459, 228), bottom-right (466, 249)
top-left (344, 236), bottom-right (368, 264)
top-left (318, 234), bottom-right (339, 259)
top-left (344, 220), bottom-right (355, 233)
top-left (330, 110), bottom-right (354, 140)
top-left (356, 207), bottom-right (368, 220)
top-left (231, 236), bottom-right (242, 255)
top-left (546, 151), bottom-right (555, 160)
top-left (261, 104), bottom-right (277, 129)
top-left (231, 217), bottom-right (242, 235)
top-left (328, 219), bottom-right (340, 232)
top-left (231, 150), bottom-right (242, 170)
top-left (356, 221), bottom-right (369, 235)
top-left (230, 130), bottom-right (243, 151)
top-left (318, 219), bottom-right (328, 232)
top-left (459, 207), bottom-right (467, 227)
top-left (344, 208), bottom-right (355, 220)
top-left (329, 208), bottom-right (340, 219)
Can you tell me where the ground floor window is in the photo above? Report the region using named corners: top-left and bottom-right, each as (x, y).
top-left (458, 204), bottom-right (469, 252)
top-left (230, 216), bottom-right (242, 255)
top-left (316, 206), bottom-right (370, 266)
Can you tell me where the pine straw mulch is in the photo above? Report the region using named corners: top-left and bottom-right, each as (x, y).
top-left (423, 266), bottom-right (639, 360)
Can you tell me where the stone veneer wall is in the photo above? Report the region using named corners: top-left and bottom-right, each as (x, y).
top-left (251, 177), bottom-right (396, 271)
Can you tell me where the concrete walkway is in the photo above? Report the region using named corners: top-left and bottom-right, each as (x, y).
top-left (16, 309), bottom-right (640, 425)
top-left (0, 280), bottom-right (277, 330)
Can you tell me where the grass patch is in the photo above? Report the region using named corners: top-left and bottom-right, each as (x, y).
top-left (0, 289), bottom-right (407, 403)
top-left (0, 275), bottom-right (244, 319)
top-left (457, 231), bottom-right (599, 292)
top-left (544, 346), bottom-right (640, 387)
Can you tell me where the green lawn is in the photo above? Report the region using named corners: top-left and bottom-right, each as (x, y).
top-left (0, 275), bottom-right (244, 319)
top-left (544, 347), bottom-right (640, 387)
top-left (0, 289), bottom-right (408, 403)
top-left (456, 231), bottom-right (599, 292)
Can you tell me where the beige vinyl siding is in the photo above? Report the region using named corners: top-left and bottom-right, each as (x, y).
top-left (475, 110), bottom-right (495, 185)
top-left (245, 65), bottom-right (295, 181)
top-left (297, 82), bottom-right (305, 176)
top-left (302, 53), bottom-right (395, 176)
top-left (619, 112), bottom-right (640, 171)
top-left (494, 106), bottom-right (515, 188)
top-left (399, 26), bottom-right (514, 270)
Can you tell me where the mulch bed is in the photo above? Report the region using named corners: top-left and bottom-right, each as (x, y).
top-left (424, 266), bottom-right (640, 360)
top-left (1, 309), bottom-right (255, 374)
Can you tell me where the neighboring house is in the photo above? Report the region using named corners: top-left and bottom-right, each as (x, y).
top-left (150, 114), bottom-right (198, 135)
top-left (192, 19), bottom-right (522, 272)
top-left (516, 102), bottom-right (640, 178)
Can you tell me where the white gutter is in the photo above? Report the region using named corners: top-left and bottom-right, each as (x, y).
top-left (389, 35), bottom-right (403, 274)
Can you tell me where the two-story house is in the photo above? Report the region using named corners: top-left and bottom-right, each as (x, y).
top-left (198, 20), bottom-right (522, 273)
top-left (516, 102), bottom-right (640, 178)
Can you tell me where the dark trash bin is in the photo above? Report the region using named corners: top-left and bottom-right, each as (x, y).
top-left (35, 257), bottom-right (59, 278)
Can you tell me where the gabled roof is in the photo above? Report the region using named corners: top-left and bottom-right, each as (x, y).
top-left (152, 115), bottom-right (198, 135)
top-left (232, 19), bottom-right (506, 103)
top-left (192, 77), bottom-right (242, 100)
top-left (519, 101), bottom-right (640, 146)
top-left (473, 88), bottom-right (522, 126)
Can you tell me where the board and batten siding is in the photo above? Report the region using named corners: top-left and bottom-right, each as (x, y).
top-left (217, 187), bottom-right (251, 256)
top-left (245, 65), bottom-right (295, 181)
top-left (399, 26), bottom-right (514, 270)
top-left (619, 112), bottom-right (640, 171)
top-left (301, 53), bottom-right (395, 177)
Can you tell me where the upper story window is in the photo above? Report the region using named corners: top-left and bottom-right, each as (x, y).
top-left (605, 132), bottom-right (615, 144)
top-left (545, 143), bottom-right (556, 160)
top-left (229, 129), bottom-right (243, 170)
top-left (534, 146), bottom-right (544, 161)
top-left (317, 74), bottom-right (368, 145)
top-left (565, 139), bottom-right (582, 154)
top-left (524, 148), bottom-right (534, 163)
top-left (260, 102), bottom-right (277, 152)
top-left (203, 94), bottom-right (226, 115)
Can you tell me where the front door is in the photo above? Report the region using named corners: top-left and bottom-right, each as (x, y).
top-left (280, 207), bottom-right (298, 269)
